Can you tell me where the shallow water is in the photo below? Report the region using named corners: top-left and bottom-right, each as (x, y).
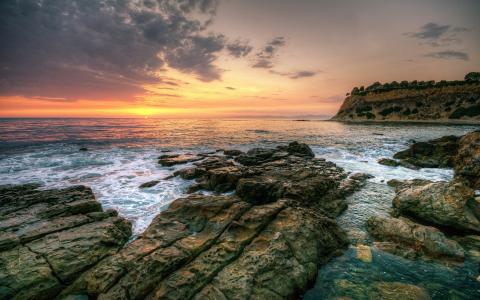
top-left (0, 118), bottom-right (479, 298)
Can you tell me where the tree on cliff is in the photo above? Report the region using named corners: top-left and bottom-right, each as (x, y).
top-left (465, 72), bottom-right (480, 82)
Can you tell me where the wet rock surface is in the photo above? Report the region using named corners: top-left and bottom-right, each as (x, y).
top-left (0, 184), bottom-right (132, 300)
top-left (158, 154), bottom-right (203, 166)
top-left (60, 196), bottom-right (348, 299)
top-left (367, 216), bottom-right (465, 262)
top-left (393, 135), bottom-right (459, 168)
top-left (174, 142), bottom-right (369, 217)
top-left (391, 179), bottom-right (480, 233)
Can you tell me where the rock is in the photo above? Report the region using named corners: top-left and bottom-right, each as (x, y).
top-left (366, 216), bottom-right (464, 261)
top-left (173, 157), bottom-right (235, 180)
top-left (356, 244), bottom-right (372, 262)
top-left (235, 141), bottom-right (314, 166)
top-left (378, 158), bottom-right (419, 170)
top-left (393, 135), bottom-right (459, 168)
top-left (453, 131), bottom-right (480, 189)
top-left (378, 158), bottom-right (400, 167)
top-left (0, 184), bottom-right (131, 300)
top-left (158, 154), bottom-right (203, 166)
top-left (79, 147), bottom-right (88, 152)
top-left (139, 180), bottom-right (160, 188)
top-left (277, 141), bottom-right (315, 158)
top-left (187, 146), bottom-right (354, 217)
top-left (60, 194), bottom-right (347, 299)
top-left (392, 180), bottom-right (480, 233)
top-left (223, 149), bottom-right (243, 156)
top-left (374, 282), bottom-right (430, 300)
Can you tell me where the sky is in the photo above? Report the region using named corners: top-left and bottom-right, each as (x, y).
top-left (0, 0), bottom-right (479, 118)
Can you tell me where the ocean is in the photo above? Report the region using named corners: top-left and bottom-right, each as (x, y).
top-left (1, 118), bottom-right (479, 298)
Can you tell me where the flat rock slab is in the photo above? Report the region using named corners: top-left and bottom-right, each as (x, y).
top-left (0, 184), bottom-right (132, 300)
top-left (158, 154), bottom-right (203, 166)
top-left (60, 194), bottom-right (347, 299)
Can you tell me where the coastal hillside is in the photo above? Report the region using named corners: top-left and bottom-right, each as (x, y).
top-left (332, 72), bottom-right (480, 122)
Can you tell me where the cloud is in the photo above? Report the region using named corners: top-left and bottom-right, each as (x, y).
top-left (269, 70), bottom-right (319, 79)
top-left (404, 22), bottom-right (470, 47)
top-left (226, 40), bottom-right (253, 58)
top-left (0, 0), bottom-right (250, 100)
top-left (252, 37), bottom-right (286, 69)
top-left (424, 50), bottom-right (469, 61)
top-left (225, 86), bottom-right (236, 90)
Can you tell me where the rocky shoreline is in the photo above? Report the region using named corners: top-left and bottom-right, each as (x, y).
top-left (0, 142), bottom-right (370, 299)
top-left (370, 131), bottom-right (480, 264)
top-left (1, 133), bottom-right (479, 299)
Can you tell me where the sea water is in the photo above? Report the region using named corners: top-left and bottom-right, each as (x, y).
top-left (0, 118), bottom-right (479, 298)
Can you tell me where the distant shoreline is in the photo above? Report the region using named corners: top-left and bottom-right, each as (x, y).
top-left (327, 119), bottom-right (480, 126)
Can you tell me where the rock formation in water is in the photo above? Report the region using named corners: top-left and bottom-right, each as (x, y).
top-left (332, 72), bottom-right (480, 123)
top-left (367, 130), bottom-right (480, 264)
top-left (0, 184), bottom-right (132, 300)
top-left (384, 130), bottom-right (480, 189)
top-left (1, 142), bottom-right (371, 300)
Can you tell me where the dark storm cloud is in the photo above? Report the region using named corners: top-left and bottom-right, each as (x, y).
top-left (0, 0), bottom-right (250, 100)
top-left (405, 22), bottom-right (470, 47)
top-left (252, 37), bottom-right (286, 69)
top-left (425, 50), bottom-right (469, 61)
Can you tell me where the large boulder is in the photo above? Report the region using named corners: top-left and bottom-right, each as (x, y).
top-left (0, 184), bottom-right (131, 300)
top-left (366, 216), bottom-right (465, 261)
top-left (393, 135), bottom-right (459, 168)
top-left (235, 141), bottom-right (314, 166)
top-left (59, 194), bottom-right (347, 299)
top-left (391, 180), bottom-right (480, 233)
top-left (453, 130), bottom-right (480, 189)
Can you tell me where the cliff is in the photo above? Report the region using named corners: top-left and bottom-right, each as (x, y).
top-left (332, 73), bottom-right (480, 123)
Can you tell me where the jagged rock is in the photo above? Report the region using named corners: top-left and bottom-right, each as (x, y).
top-left (139, 180), bottom-right (160, 188)
top-left (367, 216), bottom-right (464, 261)
top-left (223, 149), bottom-right (243, 156)
top-left (158, 154), bottom-right (203, 166)
top-left (173, 157), bottom-right (234, 180)
top-left (60, 194), bottom-right (347, 299)
top-left (393, 135), bottom-right (459, 168)
top-left (0, 184), bottom-right (131, 300)
top-left (235, 141), bottom-right (314, 166)
top-left (277, 141), bottom-right (315, 158)
top-left (391, 180), bottom-right (480, 233)
top-left (454, 131), bottom-right (480, 189)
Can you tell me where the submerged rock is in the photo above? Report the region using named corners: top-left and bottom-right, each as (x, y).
top-left (139, 180), bottom-right (160, 188)
top-left (374, 282), bottom-right (430, 300)
top-left (0, 184), bottom-right (132, 300)
top-left (392, 180), bottom-right (480, 233)
top-left (60, 194), bottom-right (347, 299)
top-left (367, 216), bottom-right (464, 262)
top-left (378, 158), bottom-right (401, 167)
